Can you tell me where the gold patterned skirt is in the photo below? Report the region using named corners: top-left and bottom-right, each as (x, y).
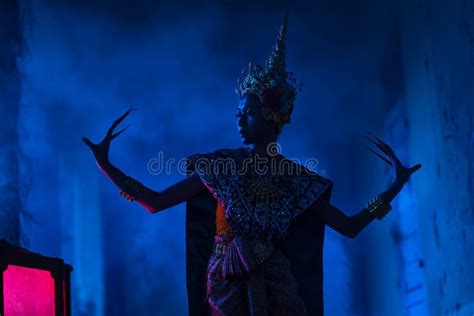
top-left (205, 235), bottom-right (307, 316)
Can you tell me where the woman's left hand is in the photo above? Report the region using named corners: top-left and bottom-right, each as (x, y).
top-left (364, 132), bottom-right (422, 185)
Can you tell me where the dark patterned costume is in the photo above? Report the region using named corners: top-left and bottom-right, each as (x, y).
top-left (186, 147), bottom-right (333, 316)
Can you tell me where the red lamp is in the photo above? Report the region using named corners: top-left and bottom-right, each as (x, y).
top-left (0, 240), bottom-right (72, 316)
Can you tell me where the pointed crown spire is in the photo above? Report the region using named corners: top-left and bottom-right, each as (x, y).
top-left (236, 14), bottom-right (300, 129)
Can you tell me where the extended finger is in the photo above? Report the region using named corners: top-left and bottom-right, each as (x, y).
top-left (363, 135), bottom-right (392, 157)
top-left (364, 133), bottom-right (401, 166)
top-left (365, 146), bottom-right (392, 166)
top-left (368, 132), bottom-right (404, 166)
top-left (367, 132), bottom-right (394, 154)
top-left (363, 132), bottom-right (387, 149)
top-left (82, 136), bottom-right (96, 149)
top-left (106, 107), bottom-right (138, 138)
top-left (111, 123), bottom-right (134, 140)
top-left (409, 164), bottom-right (422, 174)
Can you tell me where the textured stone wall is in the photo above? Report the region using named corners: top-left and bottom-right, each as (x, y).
top-left (399, 0), bottom-right (474, 314)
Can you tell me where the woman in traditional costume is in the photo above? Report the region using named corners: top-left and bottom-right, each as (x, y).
top-left (83, 16), bottom-right (421, 316)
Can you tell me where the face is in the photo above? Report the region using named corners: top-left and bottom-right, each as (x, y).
top-left (236, 93), bottom-right (277, 145)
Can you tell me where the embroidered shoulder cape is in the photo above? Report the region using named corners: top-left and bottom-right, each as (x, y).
top-left (187, 147), bottom-right (332, 240)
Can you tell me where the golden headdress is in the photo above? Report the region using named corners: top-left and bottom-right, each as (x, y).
top-left (236, 15), bottom-right (300, 129)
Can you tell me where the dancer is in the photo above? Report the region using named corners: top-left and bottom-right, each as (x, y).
top-left (83, 15), bottom-right (421, 316)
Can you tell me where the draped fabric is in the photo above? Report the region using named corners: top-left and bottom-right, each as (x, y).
top-left (185, 147), bottom-right (333, 316)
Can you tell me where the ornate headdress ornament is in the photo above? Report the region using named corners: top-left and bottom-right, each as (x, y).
top-left (236, 15), bottom-right (301, 130)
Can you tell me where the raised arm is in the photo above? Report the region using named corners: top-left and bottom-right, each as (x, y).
top-left (83, 108), bottom-right (206, 214)
top-left (312, 132), bottom-right (422, 239)
top-left (312, 179), bottom-right (404, 238)
top-left (97, 160), bottom-right (206, 213)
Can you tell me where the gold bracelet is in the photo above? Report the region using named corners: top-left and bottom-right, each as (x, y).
top-left (119, 176), bottom-right (144, 202)
top-left (366, 195), bottom-right (392, 220)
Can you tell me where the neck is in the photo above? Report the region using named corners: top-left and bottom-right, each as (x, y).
top-left (247, 141), bottom-right (278, 157)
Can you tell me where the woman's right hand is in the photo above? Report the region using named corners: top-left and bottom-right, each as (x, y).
top-left (82, 107), bottom-right (136, 165)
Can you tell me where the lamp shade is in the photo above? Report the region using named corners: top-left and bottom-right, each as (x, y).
top-left (0, 240), bottom-right (72, 316)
